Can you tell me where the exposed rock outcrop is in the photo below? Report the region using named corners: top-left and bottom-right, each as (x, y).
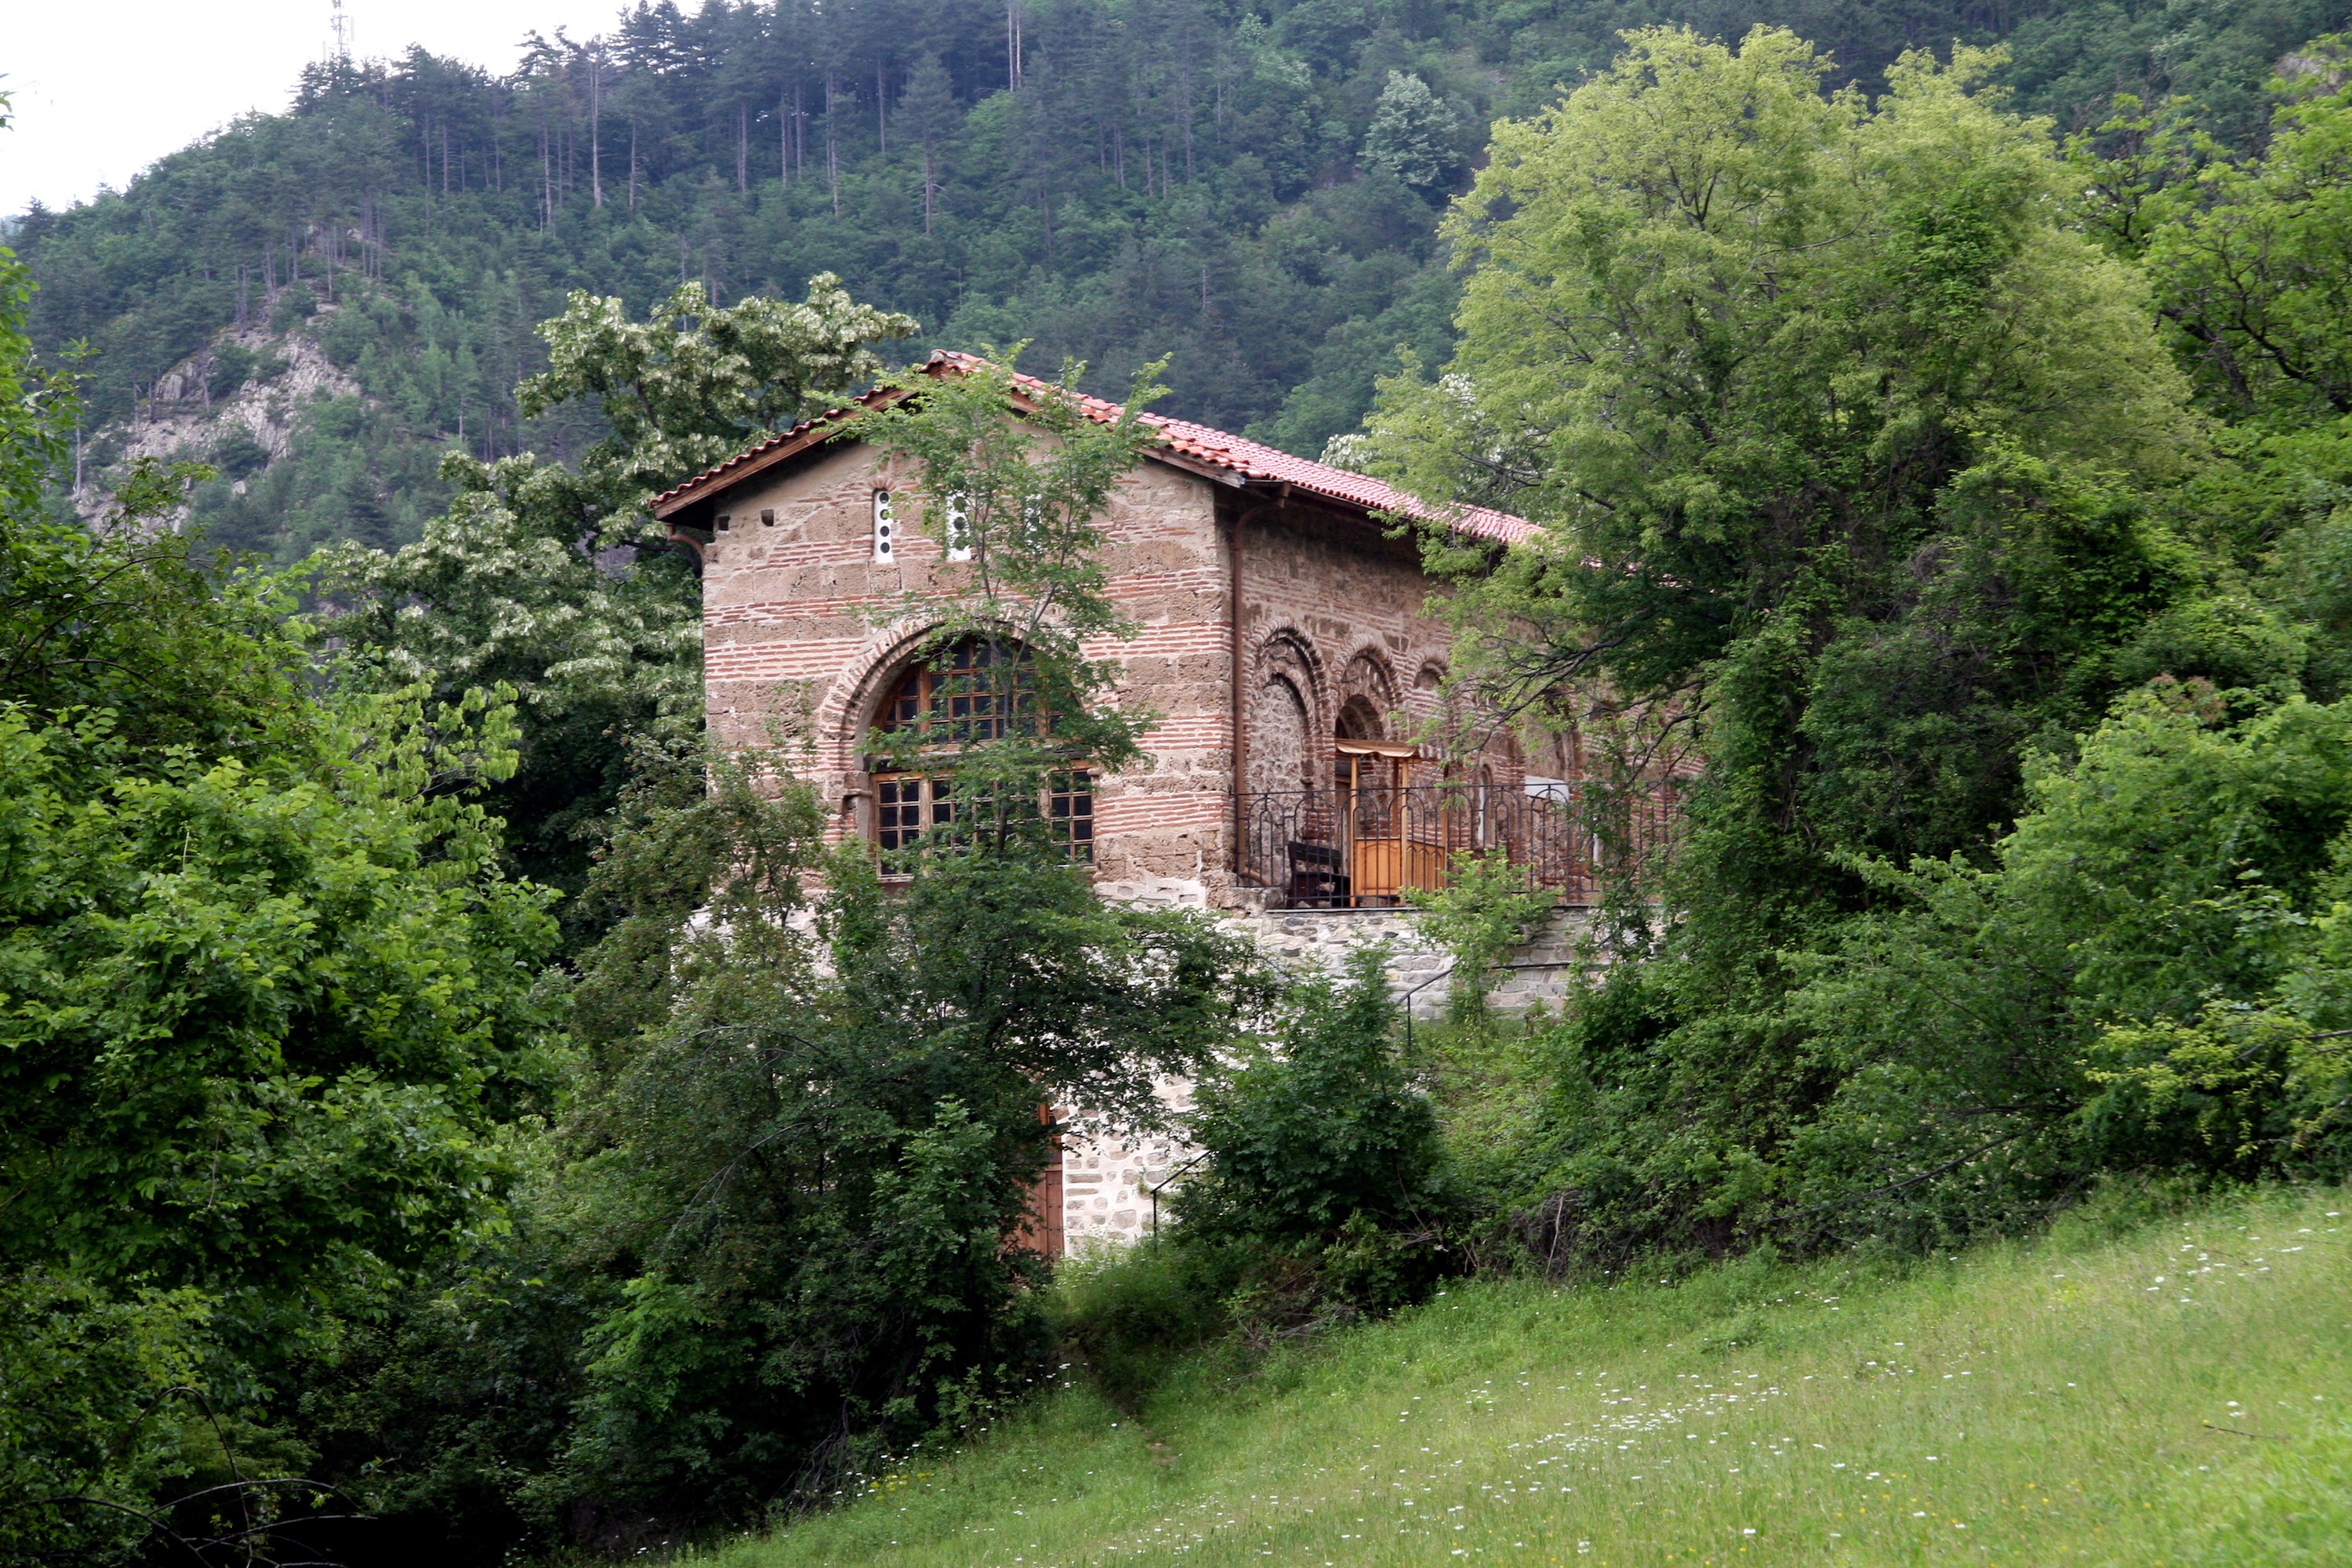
top-left (73, 312), bottom-right (362, 529)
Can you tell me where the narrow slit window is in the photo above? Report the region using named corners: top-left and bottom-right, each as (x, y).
top-left (946, 494), bottom-right (972, 561)
top-left (872, 488), bottom-right (895, 562)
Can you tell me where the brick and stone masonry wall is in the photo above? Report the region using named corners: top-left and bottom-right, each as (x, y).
top-left (1236, 903), bottom-right (1597, 1020)
top-left (693, 443), bottom-right (1524, 913)
top-left (695, 443), bottom-right (1244, 902)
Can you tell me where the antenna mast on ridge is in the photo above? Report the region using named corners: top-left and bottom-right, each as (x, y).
top-left (328, 0), bottom-right (354, 61)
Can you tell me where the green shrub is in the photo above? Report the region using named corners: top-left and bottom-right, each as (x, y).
top-left (1405, 849), bottom-right (1556, 1025)
top-left (1178, 950), bottom-right (1446, 1245)
top-left (203, 341), bottom-right (257, 401)
top-left (1169, 950), bottom-right (1454, 1314)
top-left (269, 282), bottom-right (318, 331)
top-left (210, 428), bottom-right (269, 479)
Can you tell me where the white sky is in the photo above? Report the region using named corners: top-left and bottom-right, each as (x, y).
top-left (2, 1), bottom-right (631, 216)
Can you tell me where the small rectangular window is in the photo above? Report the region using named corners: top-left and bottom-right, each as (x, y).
top-left (877, 773), bottom-right (942, 852)
top-left (872, 489), bottom-right (895, 562)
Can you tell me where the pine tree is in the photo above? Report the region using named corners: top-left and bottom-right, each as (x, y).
top-left (1362, 70), bottom-right (1458, 190)
top-left (905, 52), bottom-right (955, 235)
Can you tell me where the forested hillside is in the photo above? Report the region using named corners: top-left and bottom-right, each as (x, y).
top-left (13, 0), bottom-right (2351, 560)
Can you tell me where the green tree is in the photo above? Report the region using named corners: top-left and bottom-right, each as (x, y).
top-left (2071, 45), bottom-right (2352, 424)
top-left (903, 52), bottom-right (956, 235)
top-left (1362, 70), bottom-right (1461, 191)
top-left (1355, 27), bottom-right (2230, 1261)
top-left (0, 233), bottom-right (564, 1566)
top-left (1365, 27), bottom-right (2200, 905)
top-left (318, 276), bottom-right (914, 916)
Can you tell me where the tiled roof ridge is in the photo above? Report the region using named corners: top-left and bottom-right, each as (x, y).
top-left (650, 350), bottom-right (1538, 546)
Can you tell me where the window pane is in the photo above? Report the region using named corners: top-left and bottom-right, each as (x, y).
top-left (1051, 771), bottom-right (1094, 862)
top-left (877, 775), bottom-right (924, 851)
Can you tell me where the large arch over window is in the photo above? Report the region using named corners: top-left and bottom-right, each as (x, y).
top-left (866, 634), bottom-right (1091, 862)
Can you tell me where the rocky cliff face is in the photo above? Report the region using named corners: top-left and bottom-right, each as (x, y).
top-left (71, 311), bottom-right (362, 529)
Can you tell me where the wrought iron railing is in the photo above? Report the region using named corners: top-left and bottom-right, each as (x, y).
top-left (1237, 781), bottom-right (1666, 909)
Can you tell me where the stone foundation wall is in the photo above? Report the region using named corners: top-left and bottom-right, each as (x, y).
top-left (1228, 902), bottom-right (1596, 1018)
top-left (1062, 1080), bottom-right (1196, 1253)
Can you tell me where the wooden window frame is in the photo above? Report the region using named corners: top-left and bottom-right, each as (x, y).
top-left (869, 767), bottom-right (1094, 863)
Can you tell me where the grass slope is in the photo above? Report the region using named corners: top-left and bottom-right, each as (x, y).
top-left (715, 1186), bottom-right (2352, 1567)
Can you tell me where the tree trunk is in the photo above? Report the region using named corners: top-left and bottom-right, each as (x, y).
top-left (1181, 68), bottom-right (1194, 178)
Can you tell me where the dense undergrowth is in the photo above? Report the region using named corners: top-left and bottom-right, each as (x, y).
top-left (710, 1180), bottom-right (2352, 1566)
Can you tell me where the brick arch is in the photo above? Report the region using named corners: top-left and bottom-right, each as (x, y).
top-left (1247, 627), bottom-right (1327, 797)
top-left (813, 616), bottom-right (954, 764)
top-left (1336, 645), bottom-right (1399, 736)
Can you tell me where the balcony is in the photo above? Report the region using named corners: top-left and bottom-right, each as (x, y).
top-left (1238, 778), bottom-right (1653, 909)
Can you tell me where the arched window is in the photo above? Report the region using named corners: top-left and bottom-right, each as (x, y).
top-left (884, 636), bottom-right (1034, 744)
top-left (870, 637), bottom-right (1091, 862)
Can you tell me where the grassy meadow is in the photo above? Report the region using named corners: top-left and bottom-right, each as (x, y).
top-left (704, 1184), bottom-right (2352, 1568)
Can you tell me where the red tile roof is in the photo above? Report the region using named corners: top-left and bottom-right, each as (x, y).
top-left (648, 350), bottom-right (1539, 545)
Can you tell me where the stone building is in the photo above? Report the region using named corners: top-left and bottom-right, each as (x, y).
top-left (652, 351), bottom-right (1597, 1249)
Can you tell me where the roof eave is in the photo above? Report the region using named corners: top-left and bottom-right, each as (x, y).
top-left (652, 411), bottom-right (1253, 524)
top-left (649, 386), bottom-right (913, 521)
